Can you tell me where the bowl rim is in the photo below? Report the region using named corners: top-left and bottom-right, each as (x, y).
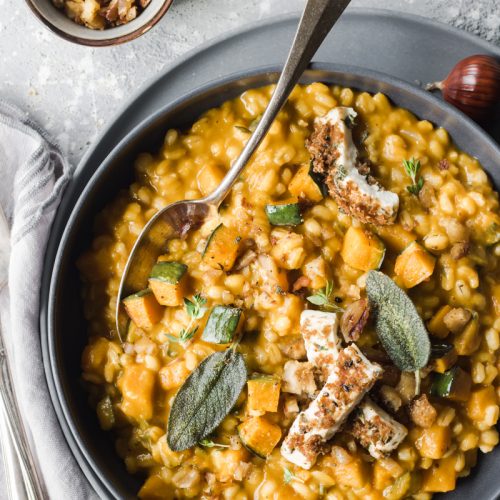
top-left (24, 0), bottom-right (174, 46)
top-left (45, 63), bottom-right (500, 498)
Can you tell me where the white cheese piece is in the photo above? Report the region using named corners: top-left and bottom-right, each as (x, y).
top-left (281, 344), bottom-right (383, 469)
top-left (300, 310), bottom-right (340, 375)
top-left (281, 360), bottom-right (317, 397)
top-left (318, 107), bottom-right (399, 224)
top-left (351, 398), bottom-right (408, 459)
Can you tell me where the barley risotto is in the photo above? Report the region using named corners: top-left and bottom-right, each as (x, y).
top-left (79, 82), bottom-right (500, 499)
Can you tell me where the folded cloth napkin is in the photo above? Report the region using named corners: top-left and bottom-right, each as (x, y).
top-left (0, 101), bottom-right (97, 499)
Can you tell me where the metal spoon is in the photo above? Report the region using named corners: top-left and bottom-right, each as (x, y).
top-left (116, 0), bottom-right (352, 341)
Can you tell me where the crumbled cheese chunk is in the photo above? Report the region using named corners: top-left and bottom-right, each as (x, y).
top-left (350, 398), bottom-right (408, 459)
top-left (281, 344), bottom-right (383, 469)
top-left (307, 107), bottom-right (399, 225)
top-left (300, 310), bottom-right (340, 376)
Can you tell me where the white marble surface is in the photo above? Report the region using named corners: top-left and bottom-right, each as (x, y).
top-left (0, 0), bottom-right (499, 167)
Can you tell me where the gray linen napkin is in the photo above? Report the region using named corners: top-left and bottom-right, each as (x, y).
top-left (0, 101), bottom-right (96, 499)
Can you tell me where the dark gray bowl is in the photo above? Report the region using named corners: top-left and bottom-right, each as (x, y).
top-left (43, 64), bottom-right (500, 499)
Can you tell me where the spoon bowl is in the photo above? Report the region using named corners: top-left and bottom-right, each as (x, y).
top-left (115, 0), bottom-right (352, 340)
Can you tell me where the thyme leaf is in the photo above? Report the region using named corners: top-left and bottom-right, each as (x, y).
top-left (306, 280), bottom-right (344, 313)
top-left (199, 438), bottom-right (230, 449)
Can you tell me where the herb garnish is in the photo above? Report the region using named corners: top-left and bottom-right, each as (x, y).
top-left (366, 271), bottom-right (430, 395)
top-left (199, 438), bottom-right (230, 449)
top-left (166, 328), bottom-right (198, 344)
top-left (234, 115), bottom-right (261, 134)
top-left (167, 294), bottom-right (207, 344)
top-left (185, 293), bottom-right (207, 319)
top-left (403, 158), bottom-right (424, 195)
top-left (167, 347), bottom-right (247, 451)
top-left (307, 281), bottom-right (344, 313)
top-left (283, 467), bottom-right (304, 485)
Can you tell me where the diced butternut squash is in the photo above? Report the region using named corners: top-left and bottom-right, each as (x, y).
top-left (341, 226), bottom-right (386, 272)
top-left (238, 416), bottom-right (282, 458)
top-left (138, 475), bottom-right (174, 500)
top-left (81, 337), bottom-right (111, 376)
top-left (468, 386), bottom-right (498, 422)
top-left (265, 199), bottom-right (303, 226)
top-left (123, 289), bottom-right (164, 329)
top-left (431, 366), bottom-right (471, 402)
top-left (331, 457), bottom-right (368, 489)
top-left (148, 261), bottom-right (188, 307)
top-left (247, 375), bottom-right (281, 414)
top-left (427, 305), bottom-right (453, 339)
top-left (394, 242), bottom-right (435, 288)
top-left (159, 360), bottom-right (191, 391)
top-left (203, 224), bottom-right (241, 271)
top-left (372, 458), bottom-right (404, 491)
top-left (374, 224), bottom-right (417, 252)
top-left (288, 164), bottom-right (323, 202)
top-left (432, 347), bottom-right (458, 373)
top-left (422, 456), bottom-right (457, 493)
top-left (415, 424), bottom-right (451, 459)
top-left (118, 364), bottom-right (155, 421)
top-left (453, 314), bottom-right (480, 355)
top-left (197, 162), bottom-right (225, 197)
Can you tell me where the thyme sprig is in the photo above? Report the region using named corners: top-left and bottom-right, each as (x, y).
top-left (167, 294), bottom-right (207, 344)
top-left (403, 158), bottom-right (424, 195)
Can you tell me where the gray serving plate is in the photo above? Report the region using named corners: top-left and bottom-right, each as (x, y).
top-left (40, 10), bottom-right (500, 500)
top-left (45, 64), bottom-right (500, 499)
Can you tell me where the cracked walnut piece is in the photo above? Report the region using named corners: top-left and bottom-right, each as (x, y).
top-left (53, 0), bottom-right (152, 30)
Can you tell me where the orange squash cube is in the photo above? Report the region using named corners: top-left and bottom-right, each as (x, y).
top-left (415, 424), bottom-right (451, 459)
top-left (288, 164), bottom-right (323, 202)
top-left (118, 364), bottom-right (155, 421)
top-left (238, 416), bottom-right (282, 458)
top-left (247, 375), bottom-right (281, 414)
top-left (394, 242), bottom-right (436, 288)
top-left (203, 224), bottom-right (241, 271)
top-left (468, 386), bottom-right (498, 422)
top-left (422, 456), bottom-right (457, 492)
top-left (341, 226), bottom-right (386, 272)
top-left (123, 289), bottom-right (164, 329)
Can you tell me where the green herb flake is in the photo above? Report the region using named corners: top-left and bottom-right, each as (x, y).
top-left (403, 158), bottom-right (424, 195)
top-left (234, 125), bottom-right (251, 134)
top-left (306, 280), bottom-right (344, 313)
top-left (366, 271), bottom-right (430, 376)
top-left (199, 438), bottom-right (230, 449)
top-left (283, 467), bottom-right (294, 485)
top-left (167, 348), bottom-right (247, 451)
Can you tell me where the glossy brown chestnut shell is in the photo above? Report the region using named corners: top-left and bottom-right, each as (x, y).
top-left (427, 55), bottom-right (500, 122)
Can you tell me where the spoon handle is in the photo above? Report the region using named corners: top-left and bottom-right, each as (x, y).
top-left (206, 0), bottom-right (351, 206)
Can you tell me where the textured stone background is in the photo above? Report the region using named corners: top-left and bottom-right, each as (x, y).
top-left (1, 0), bottom-right (499, 167)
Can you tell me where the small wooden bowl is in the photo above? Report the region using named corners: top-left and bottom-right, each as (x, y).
top-left (25, 0), bottom-right (174, 46)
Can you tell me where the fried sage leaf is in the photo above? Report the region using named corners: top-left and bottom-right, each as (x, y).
top-left (167, 348), bottom-right (247, 451)
top-left (366, 271), bottom-right (430, 372)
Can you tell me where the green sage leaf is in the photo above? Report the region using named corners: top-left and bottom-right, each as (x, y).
top-left (366, 271), bottom-right (430, 372)
top-left (167, 349), bottom-right (247, 451)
